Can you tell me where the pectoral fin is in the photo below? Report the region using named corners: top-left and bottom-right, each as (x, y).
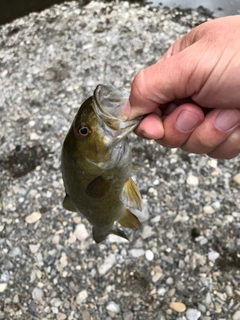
top-left (120, 177), bottom-right (142, 210)
top-left (85, 176), bottom-right (110, 198)
top-left (63, 194), bottom-right (78, 212)
top-left (118, 208), bottom-right (141, 228)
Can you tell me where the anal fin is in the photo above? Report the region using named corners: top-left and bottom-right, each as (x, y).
top-left (63, 194), bottom-right (78, 212)
top-left (120, 177), bottom-right (142, 211)
top-left (118, 208), bottom-right (141, 229)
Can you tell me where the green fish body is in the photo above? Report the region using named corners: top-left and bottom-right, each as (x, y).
top-left (61, 85), bottom-right (142, 243)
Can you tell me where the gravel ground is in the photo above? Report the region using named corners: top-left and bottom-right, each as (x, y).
top-left (0, 1), bottom-right (240, 319)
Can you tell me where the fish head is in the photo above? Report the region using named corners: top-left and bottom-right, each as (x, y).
top-left (72, 84), bottom-right (141, 164)
top-left (72, 96), bottom-right (110, 163)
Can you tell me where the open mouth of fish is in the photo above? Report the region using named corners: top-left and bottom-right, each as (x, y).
top-left (92, 84), bottom-right (141, 141)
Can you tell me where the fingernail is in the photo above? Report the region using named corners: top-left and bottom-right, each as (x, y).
top-left (215, 109), bottom-right (240, 131)
top-left (176, 110), bottom-right (202, 133)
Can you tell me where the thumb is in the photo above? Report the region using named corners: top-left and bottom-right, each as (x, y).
top-left (127, 34), bottom-right (205, 119)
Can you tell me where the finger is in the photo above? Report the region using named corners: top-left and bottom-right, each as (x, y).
top-left (127, 41), bottom-right (209, 120)
top-left (181, 109), bottom-right (240, 154)
top-left (207, 126), bottom-right (240, 159)
top-left (155, 104), bottom-right (205, 148)
top-left (135, 113), bottom-right (164, 140)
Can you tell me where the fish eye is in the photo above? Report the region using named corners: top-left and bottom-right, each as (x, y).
top-left (77, 125), bottom-right (90, 137)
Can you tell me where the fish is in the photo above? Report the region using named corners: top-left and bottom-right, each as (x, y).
top-left (61, 84), bottom-right (142, 243)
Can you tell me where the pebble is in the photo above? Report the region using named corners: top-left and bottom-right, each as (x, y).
top-left (204, 292), bottom-right (212, 305)
top-left (178, 260), bottom-right (185, 269)
top-left (32, 288), bottom-right (43, 302)
top-left (186, 309), bottom-right (201, 320)
top-left (169, 302), bottom-right (186, 313)
top-left (152, 271), bottom-right (162, 283)
top-left (203, 205), bottom-right (215, 214)
top-left (13, 294), bottom-right (19, 304)
top-left (0, 271), bottom-right (9, 283)
top-left (197, 303), bottom-right (206, 313)
top-left (108, 234), bottom-right (128, 243)
top-left (0, 283), bottom-right (7, 292)
top-left (162, 255), bottom-right (174, 264)
top-left (225, 285), bottom-right (233, 297)
top-left (29, 243), bottom-right (40, 254)
top-left (8, 247), bottom-right (22, 257)
top-left (51, 298), bottom-right (62, 307)
top-left (76, 290), bottom-right (88, 304)
top-left (157, 288), bottom-right (166, 296)
top-left (232, 211), bottom-right (240, 218)
top-left (137, 198), bottom-right (149, 222)
top-left (166, 277), bottom-right (174, 285)
top-left (233, 310), bottom-right (240, 320)
top-left (122, 311), bottom-right (134, 320)
top-left (186, 175), bottom-right (199, 186)
top-left (141, 225), bottom-right (154, 239)
top-left (195, 236), bottom-right (208, 245)
top-left (82, 310), bottom-right (91, 320)
top-left (98, 254), bottom-right (116, 275)
top-left (25, 212), bottom-right (42, 224)
top-left (145, 249), bottom-right (154, 261)
top-left (60, 255), bottom-right (68, 268)
top-left (168, 288), bottom-right (176, 297)
top-left (208, 251), bottom-right (220, 261)
top-left (30, 132), bottom-right (40, 140)
top-left (57, 313), bottom-right (67, 320)
top-left (209, 159), bottom-right (218, 168)
top-left (106, 301), bottom-right (120, 314)
top-left (233, 173), bottom-right (240, 184)
top-left (129, 249), bottom-right (145, 258)
top-left (212, 201), bottom-right (221, 210)
top-left (74, 223), bottom-right (89, 241)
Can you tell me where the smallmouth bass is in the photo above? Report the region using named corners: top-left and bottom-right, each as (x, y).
top-left (61, 84), bottom-right (142, 243)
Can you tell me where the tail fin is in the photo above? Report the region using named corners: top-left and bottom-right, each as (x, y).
top-left (92, 226), bottom-right (129, 243)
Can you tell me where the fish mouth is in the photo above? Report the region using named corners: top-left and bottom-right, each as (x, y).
top-left (92, 84), bottom-right (141, 144)
top-left (93, 84), bottom-right (141, 127)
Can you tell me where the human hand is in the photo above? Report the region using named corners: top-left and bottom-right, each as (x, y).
top-left (124, 15), bottom-right (240, 159)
